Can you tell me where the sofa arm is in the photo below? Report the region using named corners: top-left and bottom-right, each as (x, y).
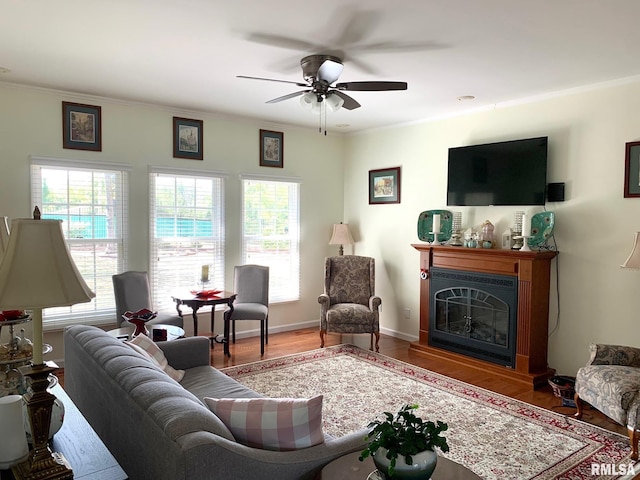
top-left (159, 336), bottom-right (211, 369)
top-left (587, 344), bottom-right (640, 367)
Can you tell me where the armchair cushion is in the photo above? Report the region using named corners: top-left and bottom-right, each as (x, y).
top-left (326, 256), bottom-right (373, 306)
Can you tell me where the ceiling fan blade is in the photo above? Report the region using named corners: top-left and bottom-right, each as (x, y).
top-left (317, 59), bottom-right (344, 84)
top-left (243, 33), bottom-right (317, 52)
top-left (332, 91), bottom-right (361, 110)
top-left (266, 90), bottom-right (310, 104)
top-left (336, 81), bottom-right (408, 91)
top-left (237, 75), bottom-right (308, 87)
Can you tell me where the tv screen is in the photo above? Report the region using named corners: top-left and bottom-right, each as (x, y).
top-left (446, 136), bottom-right (548, 206)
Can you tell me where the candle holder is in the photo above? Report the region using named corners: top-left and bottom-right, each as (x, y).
top-left (514, 236), bottom-right (534, 252)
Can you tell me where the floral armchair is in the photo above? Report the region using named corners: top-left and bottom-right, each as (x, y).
top-left (574, 344), bottom-right (640, 459)
top-left (318, 255), bottom-right (381, 352)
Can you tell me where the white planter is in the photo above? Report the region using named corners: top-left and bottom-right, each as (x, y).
top-left (372, 448), bottom-right (437, 479)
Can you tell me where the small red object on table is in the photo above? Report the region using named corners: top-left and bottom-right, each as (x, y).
top-left (122, 308), bottom-right (157, 337)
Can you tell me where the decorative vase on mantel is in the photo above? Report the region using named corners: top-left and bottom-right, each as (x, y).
top-left (372, 448), bottom-right (438, 479)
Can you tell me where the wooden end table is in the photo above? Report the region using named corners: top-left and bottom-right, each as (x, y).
top-left (315, 451), bottom-right (481, 480)
top-left (171, 290), bottom-right (237, 356)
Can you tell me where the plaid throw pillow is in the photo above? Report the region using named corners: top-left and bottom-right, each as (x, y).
top-left (126, 334), bottom-right (185, 382)
top-left (204, 396), bottom-right (324, 451)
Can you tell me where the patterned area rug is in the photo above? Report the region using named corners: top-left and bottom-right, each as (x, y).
top-left (221, 344), bottom-right (638, 480)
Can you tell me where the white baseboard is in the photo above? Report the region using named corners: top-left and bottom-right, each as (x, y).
top-left (379, 326), bottom-right (419, 343)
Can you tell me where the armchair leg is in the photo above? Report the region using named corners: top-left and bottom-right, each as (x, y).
top-left (374, 332), bottom-right (380, 352)
top-left (573, 392), bottom-right (584, 420)
top-left (628, 426), bottom-right (639, 461)
top-left (320, 329), bottom-right (325, 348)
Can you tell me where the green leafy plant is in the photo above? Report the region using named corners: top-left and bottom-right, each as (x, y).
top-left (359, 404), bottom-right (449, 477)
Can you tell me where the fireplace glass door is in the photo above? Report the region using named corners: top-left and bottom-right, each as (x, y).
top-left (429, 268), bottom-right (517, 366)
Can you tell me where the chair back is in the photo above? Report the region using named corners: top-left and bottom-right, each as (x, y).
top-left (324, 255), bottom-right (375, 306)
top-left (112, 271), bottom-right (154, 326)
top-left (234, 265), bottom-right (269, 305)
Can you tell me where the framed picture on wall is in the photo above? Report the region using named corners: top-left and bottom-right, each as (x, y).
top-left (62, 101), bottom-right (102, 151)
top-left (369, 167), bottom-right (401, 204)
top-left (173, 117), bottom-right (203, 160)
top-left (259, 129), bottom-right (283, 168)
top-left (624, 141), bottom-right (640, 197)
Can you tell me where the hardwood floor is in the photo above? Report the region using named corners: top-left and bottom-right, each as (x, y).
top-left (58, 327), bottom-right (626, 438)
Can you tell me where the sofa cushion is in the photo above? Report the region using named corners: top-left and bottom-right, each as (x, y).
top-left (127, 334), bottom-right (185, 382)
top-left (204, 395), bottom-right (325, 451)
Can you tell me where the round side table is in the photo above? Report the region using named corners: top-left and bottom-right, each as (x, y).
top-left (315, 451), bottom-right (481, 480)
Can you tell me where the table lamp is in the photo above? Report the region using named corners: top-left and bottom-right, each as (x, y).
top-left (0, 207), bottom-right (95, 480)
top-left (328, 222), bottom-right (354, 256)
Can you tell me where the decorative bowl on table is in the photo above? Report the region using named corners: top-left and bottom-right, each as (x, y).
top-left (122, 308), bottom-right (157, 336)
top-left (190, 289), bottom-right (222, 298)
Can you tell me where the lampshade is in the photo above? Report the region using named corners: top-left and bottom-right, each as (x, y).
top-left (325, 93), bottom-right (344, 112)
top-left (0, 216), bottom-right (9, 258)
top-left (0, 218), bottom-right (95, 309)
top-left (329, 223), bottom-right (354, 246)
top-left (0, 212), bottom-right (95, 366)
top-left (621, 232), bottom-right (640, 268)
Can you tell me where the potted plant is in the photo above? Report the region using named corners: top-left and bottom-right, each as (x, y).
top-left (359, 404), bottom-right (449, 479)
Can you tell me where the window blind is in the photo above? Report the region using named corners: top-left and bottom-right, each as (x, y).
top-left (241, 176), bottom-right (300, 303)
top-left (149, 169), bottom-right (225, 312)
top-left (30, 156), bottom-right (130, 329)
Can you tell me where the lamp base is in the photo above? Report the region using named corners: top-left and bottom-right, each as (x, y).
top-left (11, 451), bottom-right (73, 480)
top-left (11, 363), bottom-right (73, 480)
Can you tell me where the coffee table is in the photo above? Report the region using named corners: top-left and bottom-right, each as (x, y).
top-left (107, 324), bottom-right (185, 341)
top-left (315, 451), bottom-right (481, 480)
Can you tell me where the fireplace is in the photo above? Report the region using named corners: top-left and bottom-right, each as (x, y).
top-left (410, 244), bottom-right (557, 389)
top-left (429, 268), bottom-right (517, 367)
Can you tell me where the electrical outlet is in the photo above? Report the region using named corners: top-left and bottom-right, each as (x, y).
top-left (404, 308), bottom-right (411, 319)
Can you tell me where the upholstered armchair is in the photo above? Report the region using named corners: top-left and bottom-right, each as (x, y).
top-left (574, 344), bottom-right (640, 459)
top-left (318, 255), bottom-right (381, 352)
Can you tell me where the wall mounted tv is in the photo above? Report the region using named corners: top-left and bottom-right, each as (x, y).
top-left (446, 136), bottom-right (548, 206)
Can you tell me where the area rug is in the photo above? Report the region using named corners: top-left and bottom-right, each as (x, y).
top-left (221, 344), bottom-right (638, 480)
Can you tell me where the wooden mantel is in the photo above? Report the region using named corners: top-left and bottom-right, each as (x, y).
top-left (410, 243), bottom-right (558, 389)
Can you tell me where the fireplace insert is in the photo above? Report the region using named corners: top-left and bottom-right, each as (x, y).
top-left (429, 268), bottom-right (518, 367)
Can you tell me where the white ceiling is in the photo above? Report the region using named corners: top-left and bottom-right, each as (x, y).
top-left (2, 0), bottom-right (640, 134)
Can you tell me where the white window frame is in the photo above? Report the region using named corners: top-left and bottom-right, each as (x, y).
top-left (149, 167), bottom-right (226, 312)
top-left (30, 156), bottom-right (130, 329)
top-left (241, 174), bottom-right (301, 303)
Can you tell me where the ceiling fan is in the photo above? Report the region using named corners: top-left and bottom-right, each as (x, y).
top-left (237, 54), bottom-right (408, 112)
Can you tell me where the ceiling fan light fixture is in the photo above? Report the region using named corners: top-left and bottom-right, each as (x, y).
top-left (300, 92), bottom-right (316, 109)
top-left (325, 93), bottom-right (344, 112)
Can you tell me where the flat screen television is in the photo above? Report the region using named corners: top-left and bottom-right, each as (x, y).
top-left (446, 136), bottom-right (548, 206)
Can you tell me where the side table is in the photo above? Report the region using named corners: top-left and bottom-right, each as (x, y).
top-left (171, 290), bottom-right (237, 356)
top-left (107, 324), bottom-right (185, 342)
top-left (315, 451), bottom-right (481, 480)
top-left (0, 384), bottom-right (127, 480)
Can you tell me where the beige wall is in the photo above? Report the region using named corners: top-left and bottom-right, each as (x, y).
top-left (4, 78), bottom-right (640, 376)
top-left (344, 79), bottom-right (640, 375)
top-left (0, 84), bottom-right (346, 362)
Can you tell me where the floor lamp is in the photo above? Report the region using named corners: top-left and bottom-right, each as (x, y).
top-left (0, 208), bottom-right (95, 479)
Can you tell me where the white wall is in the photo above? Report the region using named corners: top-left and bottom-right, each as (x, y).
top-left (344, 79), bottom-right (640, 375)
top-left (0, 84), bottom-right (346, 360)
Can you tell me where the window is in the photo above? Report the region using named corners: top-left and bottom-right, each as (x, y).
top-left (150, 168), bottom-right (225, 312)
top-left (241, 176), bottom-right (300, 303)
top-left (31, 157), bottom-right (129, 328)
